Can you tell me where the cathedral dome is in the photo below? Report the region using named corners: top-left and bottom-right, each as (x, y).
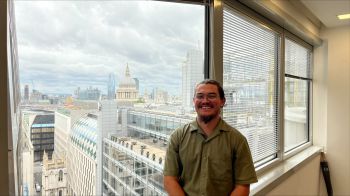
top-left (116, 64), bottom-right (139, 105)
top-left (119, 64), bottom-right (136, 89)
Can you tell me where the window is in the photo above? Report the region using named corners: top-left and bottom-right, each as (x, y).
top-left (284, 37), bottom-right (312, 152)
top-left (223, 6), bottom-right (280, 166)
top-left (223, 2), bottom-right (312, 166)
top-left (58, 170), bottom-right (63, 181)
top-left (12, 0), bottom-right (315, 195)
top-left (15, 0), bottom-right (205, 195)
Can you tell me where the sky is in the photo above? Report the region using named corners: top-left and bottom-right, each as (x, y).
top-left (15, 1), bottom-right (204, 96)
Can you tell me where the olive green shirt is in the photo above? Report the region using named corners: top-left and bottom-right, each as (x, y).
top-left (164, 119), bottom-right (257, 196)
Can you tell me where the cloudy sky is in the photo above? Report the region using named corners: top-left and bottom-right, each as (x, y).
top-left (15, 1), bottom-right (204, 96)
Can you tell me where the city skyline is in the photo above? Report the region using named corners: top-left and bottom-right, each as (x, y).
top-left (15, 1), bottom-right (205, 96)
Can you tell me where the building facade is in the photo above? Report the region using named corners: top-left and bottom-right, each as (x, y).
top-left (24, 85), bottom-right (29, 101)
top-left (30, 114), bottom-right (55, 162)
top-left (54, 110), bottom-right (71, 157)
top-left (181, 49), bottom-right (204, 111)
top-left (102, 108), bottom-right (193, 196)
top-left (41, 151), bottom-right (67, 196)
top-left (75, 86), bottom-right (101, 101)
top-left (67, 114), bottom-right (97, 196)
top-left (17, 129), bottom-right (34, 196)
top-left (107, 73), bottom-right (116, 100)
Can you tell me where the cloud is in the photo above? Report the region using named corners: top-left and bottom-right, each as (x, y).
top-left (15, 1), bottom-right (204, 96)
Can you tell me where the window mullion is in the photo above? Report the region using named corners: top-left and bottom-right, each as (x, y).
top-left (279, 31), bottom-right (285, 160)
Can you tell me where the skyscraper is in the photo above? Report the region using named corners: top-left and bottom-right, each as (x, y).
top-left (181, 49), bottom-right (204, 111)
top-left (24, 85), bottom-right (29, 101)
top-left (133, 78), bottom-right (139, 91)
top-left (107, 73), bottom-right (116, 100)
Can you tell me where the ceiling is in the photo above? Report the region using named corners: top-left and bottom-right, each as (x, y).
top-left (300, 0), bottom-right (350, 28)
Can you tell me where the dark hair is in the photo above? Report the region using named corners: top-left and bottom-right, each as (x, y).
top-left (194, 79), bottom-right (225, 100)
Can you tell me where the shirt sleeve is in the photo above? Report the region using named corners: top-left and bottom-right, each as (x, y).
top-left (163, 128), bottom-right (182, 176)
top-left (234, 137), bottom-right (258, 184)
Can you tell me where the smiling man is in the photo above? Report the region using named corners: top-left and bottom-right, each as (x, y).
top-left (163, 79), bottom-right (257, 196)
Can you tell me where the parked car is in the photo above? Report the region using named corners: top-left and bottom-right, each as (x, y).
top-left (35, 183), bottom-right (41, 192)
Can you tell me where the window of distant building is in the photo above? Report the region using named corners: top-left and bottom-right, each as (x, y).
top-left (58, 170), bottom-right (63, 181)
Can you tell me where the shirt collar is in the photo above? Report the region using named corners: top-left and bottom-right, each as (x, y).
top-left (189, 118), bottom-right (230, 133)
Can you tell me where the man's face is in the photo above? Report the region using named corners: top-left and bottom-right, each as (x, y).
top-left (193, 84), bottom-right (225, 123)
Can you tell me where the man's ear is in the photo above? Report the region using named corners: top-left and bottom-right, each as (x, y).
top-left (221, 98), bottom-right (226, 108)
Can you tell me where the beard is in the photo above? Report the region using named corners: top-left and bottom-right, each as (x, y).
top-left (196, 103), bottom-right (221, 124)
top-left (199, 114), bottom-right (216, 124)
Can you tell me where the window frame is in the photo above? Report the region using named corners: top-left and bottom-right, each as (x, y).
top-left (283, 31), bottom-right (313, 159)
top-left (213, 0), bottom-right (314, 172)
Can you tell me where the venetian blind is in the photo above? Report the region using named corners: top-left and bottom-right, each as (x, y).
top-left (222, 6), bottom-right (280, 166)
top-left (285, 38), bottom-right (311, 79)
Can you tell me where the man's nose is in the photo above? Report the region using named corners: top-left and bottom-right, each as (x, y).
top-left (201, 96), bottom-right (211, 102)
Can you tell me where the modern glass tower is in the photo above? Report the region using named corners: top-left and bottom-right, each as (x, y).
top-left (181, 49), bottom-right (204, 112)
top-left (108, 73), bottom-right (116, 100)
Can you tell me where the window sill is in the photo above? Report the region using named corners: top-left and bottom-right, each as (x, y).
top-left (250, 146), bottom-right (323, 195)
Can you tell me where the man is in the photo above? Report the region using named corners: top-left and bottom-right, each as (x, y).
top-left (163, 79), bottom-right (257, 196)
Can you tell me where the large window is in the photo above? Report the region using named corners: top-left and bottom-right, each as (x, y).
top-left (223, 3), bottom-right (312, 166)
top-left (223, 6), bottom-right (279, 166)
top-left (15, 1), bottom-right (205, 195)
top-left (11, 1), bottom-right (315, 195)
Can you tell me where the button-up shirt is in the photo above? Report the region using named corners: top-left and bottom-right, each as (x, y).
top-left (164, 119), bottom-right (257, 196)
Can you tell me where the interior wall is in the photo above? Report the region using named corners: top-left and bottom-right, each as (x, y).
top-left (264, 155), bottom-right (326, 196)
top-left (316, 25), bottom-right (350, 195)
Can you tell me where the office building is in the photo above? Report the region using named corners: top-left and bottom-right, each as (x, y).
top-left (66, 114), bottom-right (98, 196)
top-left (75, 86), bottom-right (101, 101)
top-left (24, 85), bottom-right (29, 101)
top-left (102, 108), bottom-right (193, 195)
top-left (30, 113), bottom-right (55, 162)
top-left (107, 73), bottom-right (116, 100)
top-left (181, 49), bottom-right (204, 111)
top-left (17, 128), bottom-right (34, 196)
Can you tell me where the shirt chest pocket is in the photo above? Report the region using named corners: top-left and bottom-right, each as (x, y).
top-left (208, 154), bottom-right (232, 181)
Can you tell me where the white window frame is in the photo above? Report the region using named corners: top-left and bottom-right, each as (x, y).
top-left (210, 0), bottom-right (313, 172)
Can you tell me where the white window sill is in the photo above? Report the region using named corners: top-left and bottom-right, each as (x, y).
top-left (250, 146), bottom-right (323, 195)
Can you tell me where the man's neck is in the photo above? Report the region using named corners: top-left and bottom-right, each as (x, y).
top-left (197, 116), bottom-right (221, 136)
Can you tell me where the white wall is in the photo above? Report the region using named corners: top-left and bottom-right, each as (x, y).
top-left (265, 155), bottom-right (326, 196)
top-left (315, 25), bottom-right (350, 195)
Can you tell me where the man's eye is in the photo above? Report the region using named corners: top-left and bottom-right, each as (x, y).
top-left (208, 95), bottom-right (217, 99)
top-left (196, 95), bottom-right (204, 99)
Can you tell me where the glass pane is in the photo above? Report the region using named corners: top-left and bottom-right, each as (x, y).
top-left (284, 38), bottom-right (311, 152)
top-left (15, 1), bottom-right (204, 195)
top-left (285, 39), bottom-right (311, 78)
top-left (284, 78), bottom-right (309, 151)
top-left (223, 7), bottom-right (279, 165)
